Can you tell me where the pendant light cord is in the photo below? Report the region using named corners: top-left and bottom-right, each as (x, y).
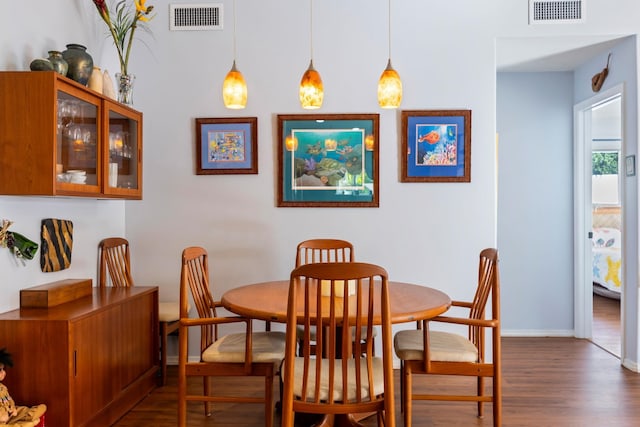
top-left (233, 0), bottom-right (238, 62)
top-left (387, 0), bottom-right (392, 60)
top-left (310, 0), bottom-right (314, 60)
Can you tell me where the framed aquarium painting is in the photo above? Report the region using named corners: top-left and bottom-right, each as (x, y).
top-left (401, 110), bottom-right (471, 182)
top-left (277, 114), bottom-right (379, 207)
top-left (195, 117), bottom-right (258, 175)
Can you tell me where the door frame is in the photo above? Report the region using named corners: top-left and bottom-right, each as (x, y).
top-left (573, 84), bottom-right (624, 344)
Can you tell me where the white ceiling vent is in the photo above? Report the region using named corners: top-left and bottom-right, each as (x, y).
top-left (529, 0), bottom-right (584, 24)
top-left (170, 3), bottom-right (223, 31)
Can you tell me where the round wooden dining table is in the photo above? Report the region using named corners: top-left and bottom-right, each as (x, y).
top-left (221, 280), bottom-right (451, 325)
top-left (221, 280), bottom-right (451, 427)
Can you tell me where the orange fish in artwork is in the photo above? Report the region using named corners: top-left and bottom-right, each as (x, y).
top-left (418, 130), bottom-right (440, 144)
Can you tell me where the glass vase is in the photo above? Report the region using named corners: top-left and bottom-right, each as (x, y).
top-left (115, 73), bottom-right (135, 105)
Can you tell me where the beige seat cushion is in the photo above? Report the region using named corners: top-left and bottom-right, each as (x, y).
top-left (296, 325), bottom-right (378, 340)
top-left (394, 329), bottom-right (478, 363)
top-left (283, 357), bottom-right (385, 402)
top-left (159, 301), bottom-right (191, 322)
top-left (202, 331), bottom-right (286, 364)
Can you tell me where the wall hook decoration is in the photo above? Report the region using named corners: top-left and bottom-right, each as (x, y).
top-left (591, 53), bottom-right (612, 92)
top-left (0, 219), bottom-right (39, 263)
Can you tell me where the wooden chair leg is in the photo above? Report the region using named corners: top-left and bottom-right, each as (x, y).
top-left (160, 321), bottom-right (168, 386)
top-left (204, 376), bottom-right (212, 416)
top-left (477, 376), bottom-right (484, 417)
top-left (404, 364), bottom-right (412, 427)
top-left (494, 375), bottom-right (502, 427)
top-left (265, 367), bottom-right (274, 427)
top-left (399, 360), bottom-right (404, 412)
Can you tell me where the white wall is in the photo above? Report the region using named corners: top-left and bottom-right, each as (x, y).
top-left (497, 72), bottom-right (575, 334)
top-left (0, 1), bottom-right (123, 313)
top-left (2, 0), bottom-right (640, 363)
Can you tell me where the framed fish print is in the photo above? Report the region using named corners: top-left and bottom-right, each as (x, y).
top-left (195, 117), bottom-right (258, 175)
top-left (277, 114), bottom-right (379, 207)
top-left (401, 110), bottom-right (471, 182)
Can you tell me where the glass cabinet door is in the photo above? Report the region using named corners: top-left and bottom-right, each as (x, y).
top-left (105, 102), bottom-right (141, 196)
top-left (56, 91), bottom-right (100, 190)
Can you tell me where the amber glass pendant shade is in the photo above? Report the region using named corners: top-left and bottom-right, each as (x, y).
top-left (378, 59), bottom-right (402, 108)
top-left (299, 60), bottom-right (323, 109)
top-left (223, 61), bottom-right (247, 109)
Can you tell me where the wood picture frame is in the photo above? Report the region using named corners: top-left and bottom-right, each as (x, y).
top-left (195, 117), bottom-right (258, 175)
top-left (401, 109), bottom-right (471, 182)
top-left (277, 113), bottom-right (379, 207)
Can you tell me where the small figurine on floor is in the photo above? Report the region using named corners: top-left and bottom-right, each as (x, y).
top-left (0, 348), bottom-right (46, 427)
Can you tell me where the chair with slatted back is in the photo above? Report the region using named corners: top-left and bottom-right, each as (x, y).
top-left (280, 262), bottom-right (395, 427)
top-left (98, 237), bottom-right (181, 386)
top-left (177, 246), bottom-right (286, 427)
top-left (295, 239), bottom-right (377, 356)
top-left (393, 248), bottom-right (501, 427)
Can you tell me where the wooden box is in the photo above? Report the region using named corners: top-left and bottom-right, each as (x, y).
top-left (20, 278), bottom-right (93, 308)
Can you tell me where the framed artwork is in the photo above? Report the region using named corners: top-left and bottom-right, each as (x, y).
top-left (195, 117), bottom-right (258, 175)
top-left (277, 114), bottom-right (379, 207)
top-left (401, 110), bottom-right (471, 182)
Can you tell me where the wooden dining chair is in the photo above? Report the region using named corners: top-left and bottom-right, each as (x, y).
top-left (393, 248), bottom-right (501, 427)
top-left (280, 262), bottom-right (395, 427)
top-left (294, 238), bottom-right (377, 356)
top-left (177, 246), bottom-right (286, 427)
top-left (98, 237), bottom-right (180, 386)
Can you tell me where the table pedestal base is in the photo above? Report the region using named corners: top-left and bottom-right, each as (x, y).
top-left (300, 412), bottom-right (374, 427)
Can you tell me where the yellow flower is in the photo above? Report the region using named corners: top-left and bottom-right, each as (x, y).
top-left (92, 0), bottom-right (155, 75)
top-left (135, 0), bottom-right (146, 12)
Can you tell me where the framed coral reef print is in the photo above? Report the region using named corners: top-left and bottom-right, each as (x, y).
top-left (401, 109), bottom-right (471, 182)
top-left (195, 117), bottom-right (258, 175)
top-left (277, 114), bottom-right (379, 207)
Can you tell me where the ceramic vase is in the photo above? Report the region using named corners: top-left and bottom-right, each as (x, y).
top-left (29, 58), bottom-right (53, 71)
top-left (88, 66), bottom-right (103, 94)
top-left (115, 73), bottom-right (135, 105)
top-left (62, 44), bottom-right (93, 86)
top-left (102, 70), bottom-right (116, 100)
top-left (47, 50), bottom-right (68, 76)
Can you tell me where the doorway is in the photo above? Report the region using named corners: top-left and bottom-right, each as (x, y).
top-left (590, 96), bottom-right (622, 357)
top-left (573, 85), bottom-right (624, 358)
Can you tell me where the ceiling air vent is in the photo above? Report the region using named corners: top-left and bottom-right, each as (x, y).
top-left (529, 0), bottom-right (584, 24)
top-left (170, 3), bottom-right (223, 31)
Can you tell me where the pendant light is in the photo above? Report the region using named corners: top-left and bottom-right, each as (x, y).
top-left (299, 0), bottom-right (323, 109)
top-left (377, 0), bottom-right (402, 108)
top-left (223, 0), bottom-right (247, 109)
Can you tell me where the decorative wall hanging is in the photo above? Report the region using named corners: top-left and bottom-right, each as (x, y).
top-left (277, 114), bottom-right (380, 207)
top-left (40, 218), bottom-right (73, 272)
top-left (0, 219), bottom-right (39, 262)
top-left (195, 117), bottom-right (258, 175)
top-left (591, 53), bottom-right (612, 93)
top-left (401, 110), bottom-right (471, 182)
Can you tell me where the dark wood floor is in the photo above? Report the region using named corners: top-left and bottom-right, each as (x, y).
top-left (592, 293), bottom-right (621, 357)
top-left (113, 337), bottom-right (640, 426)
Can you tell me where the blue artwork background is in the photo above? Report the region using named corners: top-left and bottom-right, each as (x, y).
top-left (406, 115), bottom-right (466, 178)
top-left (200, 122), bottom-right (253, 170)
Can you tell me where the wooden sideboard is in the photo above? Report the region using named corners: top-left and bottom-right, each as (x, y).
top-left (0, 286), bottom-right (158, 427)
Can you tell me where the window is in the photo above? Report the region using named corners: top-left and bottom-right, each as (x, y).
top-left (592, 150), bottom-right (620, 205)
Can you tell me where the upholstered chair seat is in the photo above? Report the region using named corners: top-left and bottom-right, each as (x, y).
top-left (285, 356), bottom-right (385, 402)
top-left (394, 330), bottom-right (478, 363)
top-left (202, 331), bottom-right (286, 364)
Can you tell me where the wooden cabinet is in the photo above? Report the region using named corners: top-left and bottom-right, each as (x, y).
top-left (0, 71), bottom-right (142, 199)
top-left (0, 287), bottom-right (158, 427)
